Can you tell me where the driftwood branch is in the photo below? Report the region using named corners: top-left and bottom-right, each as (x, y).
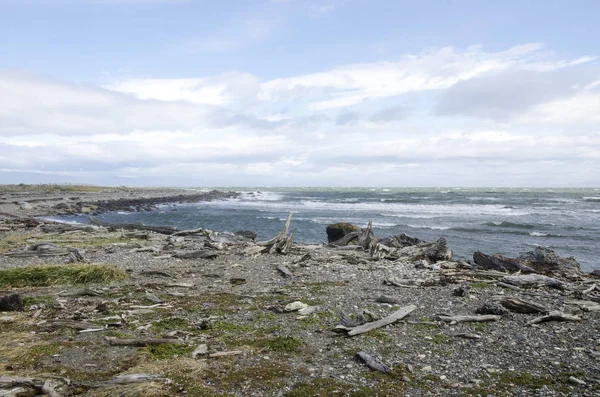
top-left (527, 310), bottom-right (581, 325)
top-left (335, 305), bottom-right (417, 336)
top-left (107, 338), bottom-right (183, 347)
top-left (436, 314), bottom-right (502, 323)
top-left (258, 213), bottom-right (294, 255)
top-left (497, 297), bottom-right (547, 314)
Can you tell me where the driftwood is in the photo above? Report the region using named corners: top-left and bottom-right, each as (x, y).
top-left (139, 270), bottom-right (173, 278)
top-left (527, 310), bottom-right (581, 325)
top-left (330, 231), bottom-right (359, 246)
top-left (335, 305), bottom-right (417, 336)
top-left (355, 351), bottom-right (390, 373)
top-left (107, 338), bottom-right (183, 347)
top-left (497, 297), bottom-right (547, 314)
top-left (358, 222), bottom-right (377, 251)
top-left (0, 376), bottom-right (68, 397)
top-left (89, 216), bottom-right (178, 235)
top-left (276, 264), bottom-right (294, 278)
top-left (58, 288), bottom-right (101, 297)
top-left (209, 350), bottom-right (244, 358)
top-left (172, 250), bottom-right (219, 259)
top-left (258, 213), bottom-right (294, 255)
top-left (375, 295), bottom-right (401, 304)
top-left (454, 333), bottom-right (482, 340)
top-left (38, 320), bottom-right (95, 331)
top-left (564, 300), bottom-right (600, 312)
top-left (436, 314), bottom-right (502, 324)
top-left (501, 274), bottom-right (565, 289)
top-left (473, 251), bottom-right (535, 273)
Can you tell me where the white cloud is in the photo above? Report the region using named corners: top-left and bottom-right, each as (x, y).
top-left (1, 44), bottom-right (599, 186)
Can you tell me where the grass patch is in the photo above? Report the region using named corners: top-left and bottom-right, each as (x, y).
top-left (0, 263), bottom-right (127, 287)
top-left (469, 282), bottom-right (492, 289)
top-left (262, 336), bottom-right (303, 352)
top-left (143, 344), bottom-right (195, 360)
top-left (363, 329), bottom-right (392, 342)
top-left (152, 317), bottom-right (193, 332)
top-left (203, 361), bottom-right (292, 393)
top-left (22, 295), bottom-right (56, 307)
top-left (492, 371), bottom-right (556, 389)
top-left (0, 233), bottom-right (35, 253)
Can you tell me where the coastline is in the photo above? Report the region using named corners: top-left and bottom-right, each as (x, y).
top-left (0, 185), bottom-right (599, 396)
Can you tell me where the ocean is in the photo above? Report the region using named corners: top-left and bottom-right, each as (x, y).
top-left (53, 188), bottom-right (600, 272)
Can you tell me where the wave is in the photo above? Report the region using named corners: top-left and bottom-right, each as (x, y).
top-left (485, 221), bottom-right (536, 229)
top-left (583, 196), bottom-right (600, 202)
top-left (407, 224), bottom-right (451, 230)
top-left (40, 217), bottom-right (83, 225)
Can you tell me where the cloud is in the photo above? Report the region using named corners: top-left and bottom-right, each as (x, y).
top-left (335, 111), bottom-right (359, 126)
top-left (369, 105), bottom-right (409, 123)
top-left (436, 67), bottom-right (599, 120)
top-left (1, 43), bottom-right (599, 186)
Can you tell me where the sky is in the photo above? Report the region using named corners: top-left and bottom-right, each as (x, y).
top-left (0, 0), bottom-right (599, 187)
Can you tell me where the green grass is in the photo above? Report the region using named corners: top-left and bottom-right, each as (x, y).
top-left (0, 264), bottom-right (128, 287)
top-left (22, 295), bottom-right (56, 307)
top-left (143, 344), bottom-right (195, 360)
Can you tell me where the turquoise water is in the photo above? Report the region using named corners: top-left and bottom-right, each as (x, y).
top-left (55, 187), bottom-right (600, 272)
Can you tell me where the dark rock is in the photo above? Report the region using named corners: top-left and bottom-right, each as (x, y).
top-left (453, 285), bottom-right (471, 297)
top-left (326, 222), bottom-right (358, 243)
top-left (0, 294), bottom-right (24, 312)
top-left (590, 269), bottom-right (600, 278)
top-left (476, 302), bottom-right (508, 316)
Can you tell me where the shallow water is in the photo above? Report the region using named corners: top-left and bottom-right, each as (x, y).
top-left (51, 187), bottom-right (600, 272)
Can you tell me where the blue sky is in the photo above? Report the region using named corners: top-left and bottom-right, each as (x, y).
top-left (1, 0), bottom-right (599, 186)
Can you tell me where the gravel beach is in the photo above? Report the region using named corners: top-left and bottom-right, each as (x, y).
top-left (0, 185), bottom-right (599, 396)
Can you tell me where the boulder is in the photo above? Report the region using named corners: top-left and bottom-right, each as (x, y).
top-left (326, 222), bottom-right (358, 243)
top-left (0, 294), bottom-right (24, 312)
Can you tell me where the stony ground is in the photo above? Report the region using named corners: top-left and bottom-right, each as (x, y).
top-left (0, 186), bottom-right (599, 396)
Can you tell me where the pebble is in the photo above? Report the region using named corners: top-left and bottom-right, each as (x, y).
top-left (568, 376), bottom-right (586, 385)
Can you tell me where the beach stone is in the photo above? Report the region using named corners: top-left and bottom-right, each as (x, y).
top-left (326, 222), bottom-right (358, 243)
top-left (0, 293), bottom-right (24, 312)
top-left (17, 201), bottom-right (33, 210)
top-left (284, 301), bottom-right (308, 312)
top-left (476, 301), bottom-right (508, 316)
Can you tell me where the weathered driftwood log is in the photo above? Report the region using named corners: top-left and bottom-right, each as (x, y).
top-left (172, 250), bottom-right (219, 259)
top-left (473, 251), bottom-right (535, 273)
top-left (38, 320), bottom-right (95, 331)
top-left (501, 274), bottom-right (565, 289)
top-left (89, 216), bottom-right (178, 235)
top-left (330, 231), bottom-right (359, 246)
top-left (564, 300), bottom-right (600, 312)
top-left (474, 247), bottom-right (581, 276)
top-left (436, 314), bottom-right (502, 323)
top-left (497, 297), bottom-right (547, 314)
top-left (258, 213), bottom-right (294, 254)
top-left (209, 350), bottom-right (244, 358)
top-left (527, 310), bottom-right (581, 325)
top-left (335, 305), bottom-right (417, 336)
top-left (107, 338), bottom-right (183, 347)
top-left (276, 264), bottom-right (294, 278)
top-left (355, 351), bottom-right (390, 373)
top-left (0, 376), bottom-right (68, 397)
top-left (326, 223), bottom-right (359, 244)
top-left (358, 221), bottom-right (377, 251)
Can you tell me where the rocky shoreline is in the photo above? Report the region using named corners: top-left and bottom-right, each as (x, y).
top-left (0, 186), bottom-right (599, 396)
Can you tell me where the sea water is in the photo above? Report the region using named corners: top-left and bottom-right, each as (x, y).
top-left (53, 187), bottom-right (600, 272)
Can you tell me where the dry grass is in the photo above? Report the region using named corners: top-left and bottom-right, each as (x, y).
top-left (0, 263), bottom-right (128, 287)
